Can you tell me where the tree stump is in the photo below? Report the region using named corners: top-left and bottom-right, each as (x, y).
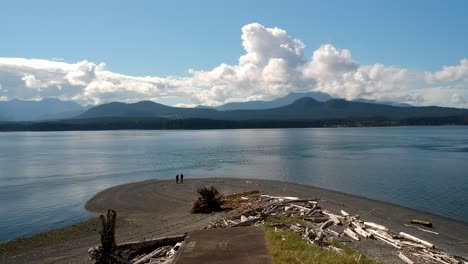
top-left (99, 209), bottom-right (117, 263)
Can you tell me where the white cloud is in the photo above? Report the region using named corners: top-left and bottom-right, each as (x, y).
top-left (426, 59), bottom-right (468, 83)
top-left (0, 23), bottom-right (468, 108)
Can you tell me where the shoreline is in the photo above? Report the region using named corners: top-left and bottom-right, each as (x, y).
top-left (2, 178), bottom-right (468, 263)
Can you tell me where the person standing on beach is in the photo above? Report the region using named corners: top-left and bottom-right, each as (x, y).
top-left (176, 174), bottom-right (179, 184)
top-left (180, 173), bottom-right (184, 183)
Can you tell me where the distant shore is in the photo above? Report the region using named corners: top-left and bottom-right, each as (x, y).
top-left (2, 116), bottom-right (468, 132)
top-left (1, 178), bottom-right (468, 264)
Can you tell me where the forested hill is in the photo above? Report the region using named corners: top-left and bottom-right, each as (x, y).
top-left (79, 97), bottom-right (468, 121)
top-left (1, 97), bottom-right (468, 131)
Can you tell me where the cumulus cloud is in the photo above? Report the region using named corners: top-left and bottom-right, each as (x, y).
top-left (1, 23), bottom-right (468, 108)
top-left (425, 59), bottom-right (468, 83)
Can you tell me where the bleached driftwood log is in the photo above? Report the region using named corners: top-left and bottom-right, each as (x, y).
top-left (354, 226), bottom-right (373, 238)
top-left (364, 222), bottom-right (388, 232)
top-left (398, 252), bottom-right (414, 264)
top-left (340, 210), bottom-right (350, 217)
top-left (131, 246), bottom-right (171, 264)
top-left (399, 232), bottom-right (435, 248)
top-left (344, 228), bottom-right (360, 241)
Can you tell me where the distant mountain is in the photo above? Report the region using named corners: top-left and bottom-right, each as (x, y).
top-left (353, 98), bottom-right (413, 107)
top-left (220, 98), bottom-right (464, 120)
top-left (79, 101), bottom-right (220, 119)
top-left (0, 98), bottom-right (85, 121)
top-left (214, 91), bottom-right (334, 111)
top-left (79, 97), bottom-right (468, 121)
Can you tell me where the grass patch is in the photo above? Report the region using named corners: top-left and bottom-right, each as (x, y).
top-left (263, 216), bottom-right (378, 264)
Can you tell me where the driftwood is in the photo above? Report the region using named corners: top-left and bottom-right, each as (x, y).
top-left (410, 219), bottom-right (433, 228)
top-left (344, 228), bottom-right (360, 241)
top-left (398, 252), bottom-right (414, 264)
top-left (204, 193), bottom-right (468, 264)
top-left (354, 226), bottom-right (373, 238)
top-left (319, 220), bottom-right (334, 230)
top-left (404, 224), bottom-right (439, 235)
top-left (324, 212), bottom-right (343, 225)
top-left (340, 210), bottom-right (350, 217)
top-left (364, 222), bottom-right (388, 232)
top-left (399, 232), bottom-right (435, 248)
top-left (131, 246), bottom-right (171, 264)
top-left (116, 234), bottom-right (186, 251)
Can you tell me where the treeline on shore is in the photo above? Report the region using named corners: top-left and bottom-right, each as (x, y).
top-left (1, 116), bottom-right (467, 131)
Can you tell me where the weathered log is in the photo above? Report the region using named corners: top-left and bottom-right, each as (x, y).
top-left (399, 232), bottom-right (435, 248)
top-left (131, 246), bottom-right (171, 264)
top-left (320, 220), bottom-right (334, 230)
top-left (400, 241), bottom-right (426, 249)
top-left (326, 229), bottom-right (340, 237)
top-left (367, 230), bottom-right (401, 249)
top-left (323, 212), bottom-right (343, 225)
top-left (340, 210), bottom-right (350, 217)
top-left (354, 226), bottom-right (373, 238)
top-left (398, 252), bottom-right (414, 264)
top-left (364, 222), bottom-right (388, 232)
top-left (116, 234), bottom-right (186, 252)
top-left (404, 224), bottom-right (439, 235)
top-left (344, 228), bottom-right (360, 241)
top-left (410, 219), bottom-right (433, 228)
top-left (290, 204), bottom-right (313, 213)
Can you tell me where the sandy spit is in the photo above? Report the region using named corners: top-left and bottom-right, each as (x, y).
top-left (1, 178), bottom-right (467, 264)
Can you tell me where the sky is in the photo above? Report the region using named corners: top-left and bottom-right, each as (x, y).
top-left (1, 0), bottom-right (468, 107)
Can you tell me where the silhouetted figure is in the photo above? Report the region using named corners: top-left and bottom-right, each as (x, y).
top-left (180, 173), bottom-right (184, 183)
top-left (176, 174), bottom-right (179, 184)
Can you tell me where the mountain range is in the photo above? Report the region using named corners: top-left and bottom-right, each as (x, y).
top-left (0, 92), bottom-right (413, 122)
top-left (0, 91), bottom-right (464, 125)
top-left (0, 98), bottom-right (88, 121)
top-left (79, 97), bottom-right (467, 121)
top-left (212, 91), bottom-right (334, 110)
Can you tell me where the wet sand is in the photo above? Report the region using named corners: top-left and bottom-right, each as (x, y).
top-left (1, 178), bottom-right (467, 263)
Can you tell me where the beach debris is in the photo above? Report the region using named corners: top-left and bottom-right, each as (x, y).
top-left (89, 234), bottom-right (186, 264)
top-left (399, 232), bottom-right (435, 249)
top-left (411, 219), bottom-right (433, 228)
top-left (399, 252), bottom-right (414, 264)
top-left (340, 210), bottom-right (350, 217)
top-left (363, 222), bottom-right (388, 232)
top-left (191, 185), bottom-right (224, 214)
top-left (205, 193), bottom-right (468, 264)
top-left (344, 228), bottom-right (360, 241)
top-left (404, 224), bottom-right (439, 235)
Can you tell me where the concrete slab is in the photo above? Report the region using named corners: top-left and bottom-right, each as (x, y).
top-left (173, 226), bottom-right (271, 264)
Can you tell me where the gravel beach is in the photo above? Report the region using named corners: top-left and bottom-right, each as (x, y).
top-left (1, 178), bottom-right (467, 264)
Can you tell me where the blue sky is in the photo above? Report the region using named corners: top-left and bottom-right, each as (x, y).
top-left (2, 0), bottom-right (467, 76)
top-left (1, 0), bottom-right (468, 107)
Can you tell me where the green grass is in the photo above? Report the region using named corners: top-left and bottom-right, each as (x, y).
top-left (263, 216), bottom-right (378, 264)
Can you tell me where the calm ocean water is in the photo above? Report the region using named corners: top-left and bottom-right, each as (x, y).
top-left (1, 127), bottom-right (468, 241)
